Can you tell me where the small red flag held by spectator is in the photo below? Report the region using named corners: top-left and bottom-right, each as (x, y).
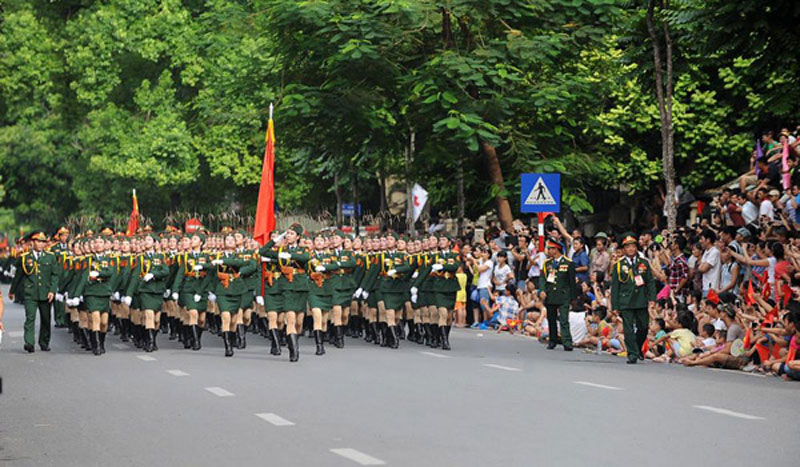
top-left (745, 279), bottom-right (755, 306)
top-left (707, 289), bottom-right (719, 305)
top-left (641, 338), bottom-right (649, 356)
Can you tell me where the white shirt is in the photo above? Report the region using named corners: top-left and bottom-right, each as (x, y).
top-left (569, 312), bottom-right (588, 344)
top-left (701, 246), bottom-right (721, 293)
top-left (476, 260), bottom-right (494, 289)
top-left (759, 199), bottom-right (774, 221)
top-left (493, 263), bottom-right (512, 291)
top-left (742, 201), bottom-right (759, 225)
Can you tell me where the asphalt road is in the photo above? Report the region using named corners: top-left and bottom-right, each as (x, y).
top-left (1, 287), bottom-right (797, 467)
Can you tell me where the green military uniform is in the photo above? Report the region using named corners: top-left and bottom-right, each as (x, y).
top-left (213, 252), bottom-right (258, 313)
top-left (610, 250), bottom-right (656, 363)
top-left (539, 249), bottom-right (578, 349)
top-left (11, 247), bottom-right (58, 349)
top-left (260, 246), bottom-right (286, 312)
top-left (51, 242), bottom-right (71, 326)
top-left (260, 241), bottom-right (311, 312)
top-left (308, 250), bottom-right (338, 310)
top-left (127, 252), bottom-right (170, 311)
top-left (430, 250), bottom-right (460, 309)
top-left (379, 251), bottom-right (413, 311)
top-left (330, 248), bottom-right (357, 308)
top-left (73, 252), bottom-right (117, 313)
top-left (172, 251), bottom-right (211, 311)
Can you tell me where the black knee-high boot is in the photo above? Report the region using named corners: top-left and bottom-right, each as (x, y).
top-left (223, 331), bottom-right (234, 357)
top-left (191, 325), bottom-right (201, 351)
top-left (237, 324), bottom-right (247, 349)
top-left (91, 331), bottom-right (101, 355)
top-left (99, 331), bottom-right (106, 354)
top-left (389, 325), bottom-right (399, 349)
top-left (441, 325), bottom-right (451, 351)
top-left (397, 320), bottom-right (406, 340)
top-left (314, 330), bottom-right (326, 355)
top-left (269, 329), bottom-right (281, 355)
top-left (287, 333), bottom-right (299, 362)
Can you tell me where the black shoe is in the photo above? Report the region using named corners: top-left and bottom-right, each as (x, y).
top-left (24, 344), bottom-right (34, 353)
top-left (134, 326), bottom-right (144, 349)
top-left (144, 329), bottom-right (154, 353)
top-left (223, 331), bottom-right (234, 357)
top-left (334, 325), bottom-right (344, 349)
top-left (364, 322), bottom-right (374, 343)
top-left (237, 324), bottom-right (247, 349)
top-left (183, 325), bottom-right (193, 349)
top-left (397, 322), bottom-right (406, 341)
top-left (389, 325), bottom-right (399, 349)
top-left (40, 344), bottom-right (51, 352)
top-left (638, 354), bottom-right (644, 361)
top-left (626, 359), bottom-right (637, 364)
top-left (288, 333), bottom-right (299, 362)
top-left (441, 325), bottom-right (451, 351)
top-left (431, 325), bottom-right (441, 348)
top-left (120, 320), bottom-right (129, 342)
top-left (191, 325), bottom-right (201, 351)
top-left (563, 345), bottom-right (573, 352)
top-left (81, 328), bottom-right (92, 351)
top-left (99, 332), bottom-right (106, 354)
top-left (168, 317), bottom-right (178, 340)
top-left (314, 330), bottom-right (326, 355)
top-left (546, 342), bottom-right (557, 350)
top-left (269, 329), bottom-right (281, 356)
top-left (151, 329), bottom-right (158, 351)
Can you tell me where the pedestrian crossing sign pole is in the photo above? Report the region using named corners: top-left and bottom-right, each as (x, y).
top-left (520, 173), bottom-right (560, 213)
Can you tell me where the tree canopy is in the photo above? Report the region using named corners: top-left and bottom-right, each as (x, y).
top-left (1, 0), bottom-right (799, 233)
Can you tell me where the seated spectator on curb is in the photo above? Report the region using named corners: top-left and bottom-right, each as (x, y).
top-left (683, 304), bottom-right (747, 369)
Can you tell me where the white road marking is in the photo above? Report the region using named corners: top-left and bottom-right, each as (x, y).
top-left (419, 351), bottom-right (451, 359)
top-left (166, 370), bottom-right (189, 377)
top-left (8, 331), bottom-right (23, 337)
top-left (112, 343), bottom-right (128, 350)
top-left (255, 413), bottom-right (295, 426)
top-left (574, 381), bottom-right (623, 391)
top-left (692, 405), bottom-right (765, 420)
top-left (137, 355), bottom-right (157, 361)
top-left (483, 363), bottom-right (522, 372)
top-left (330, 448), bottom-right (386, 466)
top-left (205, 387), bottom-right (234, 397)
top-left (709, 368), bottom-right (767, 378)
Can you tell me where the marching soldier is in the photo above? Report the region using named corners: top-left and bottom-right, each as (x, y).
top-left (51, 226), bottom-right (71, 328)
top-left (9, 231), bottom-right (58, 352)
top-left (610, 234), bottom-right (657, 364)
top-left (126, 234), bottom-right (170, 352)
top-left (539, 239), bottom-right (578, 351)
top-left (212, 231), bottom-right (257, 357)
top-left (72, 233), bottom-right (118, 355)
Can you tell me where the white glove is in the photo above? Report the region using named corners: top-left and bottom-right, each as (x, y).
top-left (66, 298), bottom-right (75, 307)
top-left (362, 291), bottom-right (369, 299)
top-left (315, 265), bottom-right (326, 272)
top-left (211, 259), bottom-right (223, 266)
top-left (354, 288), bottom-right (363, 299)
top-left (384, 258), bottom-right (393, 266)
top-left (193, 264), bottom-right (203, 271)
top-left (112, 291), bottom-right (120, 301)
top-left (432, 263), bottom-right (443, 272)
top-left (143, 273), bottom-right (154, 282)
top-left (64, 292), bottom-right (70, 300)
top-left (256, 296), bottom-right (264, 306)
top-left (208, 292), bottom-right (217, 302)
top-left (194, 294), bottom-right (202, 302)
top-left (412, 271), bottom-right (419, 279)
top-left (78, 295), bottom-right (84, 303)
top-left (410, 286), bottom-right (418, 296)
top-left (387, 269), bottom-right (397, 277)
top-left (261, 256), bottom-right (272, 263)
top-left (411, 294), bottom-right (418, 304)
top-left (89, 271), bottom-right (100, 279)
top-left (172, 292), bottom-right (179, 301)
top-left (55, 293), bottom-right (64, 302)
top-left (278, 252), bottom-right (292, 260)
top-left (122, 296), bottom-right (132, 306)
top-left (275, 232), bottom-right (286, 243)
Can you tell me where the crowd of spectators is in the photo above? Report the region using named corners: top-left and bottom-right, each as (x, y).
top-left (452, 127), bottom-right (800, 382)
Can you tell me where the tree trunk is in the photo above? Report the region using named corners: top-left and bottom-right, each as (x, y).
top-left (646, 0), bottom-right (677, 231)
top-left (457, 155), bottom-right (465, 236)
top-left (480, 140), bottom-right (513, 231)
top-left (334, 171), bottom-right (343, 227)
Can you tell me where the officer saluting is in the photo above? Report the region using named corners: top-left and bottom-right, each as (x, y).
top-left (9, 231), bottom-right (58, 352)
top-left (610, 234), bottom-right (656, 364)
top-left (538, 239), bottom-right (577, 351)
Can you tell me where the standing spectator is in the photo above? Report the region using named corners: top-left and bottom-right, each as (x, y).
top-left (718, 248), bottom-right (741, 297)
top-left (727, 191), bottom-right (746, 227)
top-left (589, 232), bottom-right (611, 278)
top-left (572, 237), bottom-right (590, 283)
top-left (742, 191), bottom-right (760, 225)
top-left (697, 229), bottom-right (721, 296)
top-left (721, 226), bottom-right (743, 256)
top-left (492, 251), bottom-right (514, 293)
top-left (687, 243), bottom-right (704, 295)
top-left (760, 189), bottom-right (778, 222)
top-left (511, 236), bottom-right (530, 290)
top-left (469, 246), bottom-right (494, 326)
top-left (667, 236), bottom-right (690, 299)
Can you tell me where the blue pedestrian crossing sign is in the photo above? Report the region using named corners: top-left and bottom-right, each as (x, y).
top-left (520, 173), bottom-right (560, 213)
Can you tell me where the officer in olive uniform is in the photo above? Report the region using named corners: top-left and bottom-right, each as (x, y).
top-left (610, 234), bottom-right (657, 364)
top-left (10, 231), bottom-right (58, 352)
top-left (539, 239), bottom-right (578, 351)
top-left (51, 227), bottom-right (71, 327)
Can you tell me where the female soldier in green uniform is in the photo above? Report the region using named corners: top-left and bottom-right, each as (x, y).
top-left (172, 232), bottom-right (211, 351)
top-left (260, 230), bottom-right (286, 356)
top-left (211, 232), bottom-right (257, 357)
top-left (329, 231), bottom-right (356, 348)
top-left (377, 233), bottom-right (413, 349)
top-left (308, 232), bottom-right (339, 355)
top-left (73, 235), bottom-right (118, 355)
top-left (126, 234), bottom-right (170, 352)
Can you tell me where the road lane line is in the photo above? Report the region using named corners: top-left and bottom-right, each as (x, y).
top-left (8, 331), bottom-right (23, 337)
top-left (419, 351), bottom-right (451, 359)
top-left (166, 370), bottom-right (189, 377)
top-left (137, 355), bottom-right (157, 361)
top-left (330, 448), bottom-right (386, 465)
top-left (692, 405), bottom-right (764, 420)
top-left (483, 363), bottom-right (522, 372)
top-left (574, 381), bottom-right (623, 391)
top-left (255, 413), bottom-right (295, 426)
top-left (205, 387), bottom-right (234, 397)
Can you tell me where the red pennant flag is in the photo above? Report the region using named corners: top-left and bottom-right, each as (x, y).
top-left (126, 189), bottom-right (139, 237)
top-left (761, 282), bottom-right (771, 299)
top-left (745, 279), bottom-right (756, 306)
top-left (743, 328), bottom-right (752, 349)
top-left (253, 104), bottom-right (277, 246)
top-left (641, 338), bottom-right (650, 356)
top-left (786, 337), bottom-right (798, 363)
top-left (754, 270), bottom-right (768, 284)
top-left (781, 283), bottom-right (793, 306)
top-left (707, 289), bottom-right (719, 305)
top-left (754, 343), bottom-right (770, 362)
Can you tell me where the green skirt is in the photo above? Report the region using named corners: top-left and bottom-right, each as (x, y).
top-left (433, 291), bottom-right (456, 309)
top-left (180, 292), bottom-right (207, 312)
top-left (85, 295), bottom-right (109, 313)
top-left (217, 294), bottom-right (241, 313)
top-left (239, 292), bottom-right (254, 310)
top-left (332, 290), bottom-right (353, 308)
top-left (381, 291), bottom-right (406, 311)
top-left (138, 292), bottom-right (163, 312)
top-left (308, 292), bottom-right (332, 310)
top-left (284, 290), bottom-right (308, 312)
top-left (264, 292), bottom-right (284, 312)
